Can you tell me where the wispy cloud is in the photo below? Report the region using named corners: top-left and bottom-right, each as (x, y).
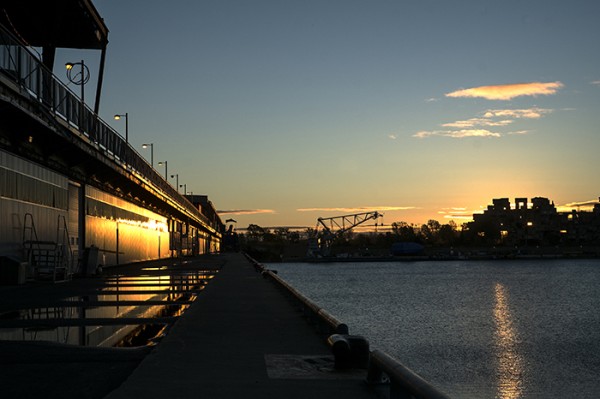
top-left (413, 129), bottom-right (501, 139)
top-left (425, 97), bottom-right (439, 102)
top-left (438, 207), bottom-right (477, 221)
top-left (415, 106), bottom-right (553, 139)
top-left (217, 209), bottom-right (275, 215)
top-left (557, 199), bottom-right (600, 212)
top-left (443, 213), bottom-right (474, 220)
top-left (442, 118), bottom-right (513, 128)
top-left (439, 207), bottom-right (467, 212)
top-left (446, 82), bottom-right (563, 100)
top-left (591, 80), bottom-right (600, 87)
top-left (388, 134), bottom-right (397, 140)
top-left (297, 206), bottom-right (416, 213)
top-left (483, 107), bottom-right (552, 119)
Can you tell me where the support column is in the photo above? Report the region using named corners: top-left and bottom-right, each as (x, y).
top-left (79, 184), bottom-right (86, 256)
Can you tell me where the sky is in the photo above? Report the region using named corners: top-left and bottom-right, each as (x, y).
top-left (55, 0), bottom-right (600, 230)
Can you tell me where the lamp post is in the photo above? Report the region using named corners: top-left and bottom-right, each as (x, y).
top-left (171, 174), bottom-right (179, 191)
top-left (180, 184), bottom-right (187, 195)
top-left (158, 161), bottom-right (168, 179)
top-left (142, 143), bottom-right (154, 167)
top-left (114, 113), bottom-right (129, 144)
top-left (65, 60), bottom-right (90, 130)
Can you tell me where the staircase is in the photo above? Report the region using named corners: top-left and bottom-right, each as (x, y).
top-left (23, 214), bottom-right (72, 282)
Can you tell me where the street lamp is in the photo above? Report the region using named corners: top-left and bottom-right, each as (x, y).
top-left (65, 60), bottom-right (90, 101)
top-left (158, 161), bottom-right (168, 179)
top-left (114, 112), bottom-right (129, 143)
top-left (65, 60), bottom-right (90, 130)
top-left (142, 143), bottom-right (154, 167)
top-left (180, 184), bottom-right (187, 195)
top-left (171, 174), bottom-right (179, 191)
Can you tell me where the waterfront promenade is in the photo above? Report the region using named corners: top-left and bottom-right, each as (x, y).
top-left (0, 253), bottom-right (380, 399)
top-left (106, 252), bottom-right (378, 399)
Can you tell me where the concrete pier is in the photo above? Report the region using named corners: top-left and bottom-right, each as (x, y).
top-left (106, 253), bottom-right (377, 399)
top-left (0, 253), bottom-right (380, 398)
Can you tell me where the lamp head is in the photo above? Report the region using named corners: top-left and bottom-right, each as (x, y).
top-left (65, 62), bottom-right (74, 70)
top-left (114, 114), bottom-right (121, 120)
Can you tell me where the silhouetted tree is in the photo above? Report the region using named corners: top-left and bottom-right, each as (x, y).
top-left (438, 221), bottom-right (458, 245)
top-left (419, 220), bottom-right (441, 243)
top-left (391, 221), bottom-right (418, 242)
top-left (273, 227), bottom-right (290, 241)
top-left (246, 224), bottom-right (266, 241)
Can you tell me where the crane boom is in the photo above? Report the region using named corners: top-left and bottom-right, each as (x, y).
top-left (317, 211), bottom-right (382, 235)
top-left (308, 211), bottom-right (382, 257)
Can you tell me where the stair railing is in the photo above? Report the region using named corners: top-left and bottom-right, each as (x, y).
top-left (56, 215), bottom-right (73, 280)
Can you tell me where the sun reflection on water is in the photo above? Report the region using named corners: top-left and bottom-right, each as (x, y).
top-left (493, 282), bottom-right (524, 399)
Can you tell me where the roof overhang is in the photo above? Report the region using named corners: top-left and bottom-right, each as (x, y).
top-left (0, 0), bottom-right (108, 49)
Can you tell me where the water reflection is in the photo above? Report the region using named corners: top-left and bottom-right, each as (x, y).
top-left (0, 270), bottom-right (212, 347)
top-left (493, 282), bottom-right (524, 399)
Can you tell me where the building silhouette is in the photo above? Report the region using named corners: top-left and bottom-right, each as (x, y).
top-left (467, 197), bottom-right (600, 247)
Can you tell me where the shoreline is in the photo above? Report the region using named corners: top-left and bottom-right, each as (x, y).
top-left (279, 252), bottom-right (600, 263)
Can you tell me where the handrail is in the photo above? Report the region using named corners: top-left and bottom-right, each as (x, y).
top-left (22, 213), bottom-right (38, 244)
top-left (269, 266), bottom-right (349, 335)
top-left (367, 350), bottom-right (451, 399)
top-left (57, 214), bottom-right (73, 277)
top-left (0, 24), bottom-right (215, 232)
top-left (243, 253), bottom-right (348, 335)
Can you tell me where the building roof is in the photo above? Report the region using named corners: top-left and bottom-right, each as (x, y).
top-left (0, 0), bottom-right (108, 49)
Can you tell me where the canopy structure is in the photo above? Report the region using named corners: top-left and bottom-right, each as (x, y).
top-left (0, 0), bottom-right (108, 49)
top-left (0, 0), bottom-right (109, 113)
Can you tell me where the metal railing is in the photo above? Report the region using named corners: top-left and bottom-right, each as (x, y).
top-left (244, 253), bottom-right (348, 335)
top-left (0, 24), bottom-right (214, 231)
top-left (244, 253), bottom-right (452, 399)
top-left (367, 350), bottom-right (451, 399)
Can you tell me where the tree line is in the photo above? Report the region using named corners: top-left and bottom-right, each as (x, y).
top-left (237, 220), bottom-right (470, 258)
top-left (233, 215), bottom-right (600, 261)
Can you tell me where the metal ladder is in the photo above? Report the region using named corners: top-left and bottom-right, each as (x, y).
top-left (22, 213), bottom-right (72, 282)
top-left (56, 215), bottom-right (73, 279)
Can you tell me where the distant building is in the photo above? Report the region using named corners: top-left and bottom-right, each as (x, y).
top-left (467, 197), bottom-right (600, 246)
top-left (185, 195), bottom-right (224, 253)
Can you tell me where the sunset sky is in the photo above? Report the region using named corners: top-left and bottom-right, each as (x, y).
top-left (58, 0), bottom-right (600, 229)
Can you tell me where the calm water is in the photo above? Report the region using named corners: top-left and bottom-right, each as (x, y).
top-left (269, 259), bottom-right (600, 399)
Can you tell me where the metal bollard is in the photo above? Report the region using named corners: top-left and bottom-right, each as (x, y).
top-left (327, 334), bottom-right (370, 369)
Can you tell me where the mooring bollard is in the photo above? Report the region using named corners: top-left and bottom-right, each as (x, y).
top-left (327, 334), bottom-right (370, 369)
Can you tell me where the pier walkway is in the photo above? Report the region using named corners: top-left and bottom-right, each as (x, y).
top-left (0, 253), bottom-right (380, 398)
top-left (106, 252), bottom-right (378, 399)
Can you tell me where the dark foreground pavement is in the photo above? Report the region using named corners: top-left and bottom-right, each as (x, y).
top-left (0, 253), bottom-right (381, 398)
top-left (106, 253), bottom-right (380, 399)
top-left (0, 256), bottom-right (223, 399)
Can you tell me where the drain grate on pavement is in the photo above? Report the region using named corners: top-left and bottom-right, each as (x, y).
top-left (264, 354), bottom-right (365, 380)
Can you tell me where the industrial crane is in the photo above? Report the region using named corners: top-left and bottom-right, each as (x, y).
top-left (307, 211), bottom-right (382, 257)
